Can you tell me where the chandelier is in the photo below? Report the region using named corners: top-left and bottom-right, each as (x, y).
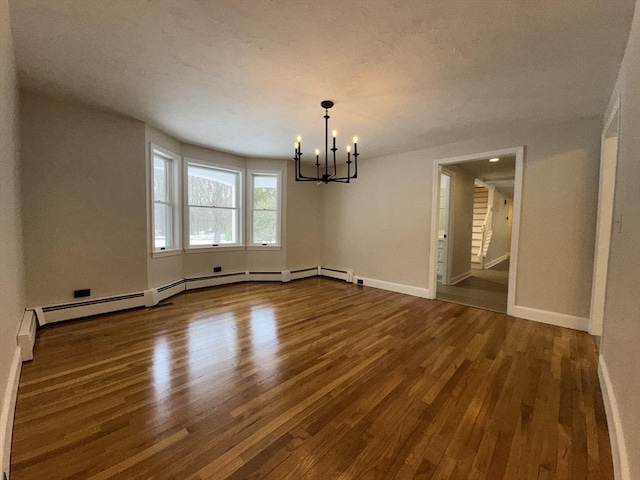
top-left (293, 100), bottom-right (359, 183)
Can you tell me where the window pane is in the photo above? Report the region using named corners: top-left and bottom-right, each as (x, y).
top-left (253, 210), bottom-right (277, 244)
top-left (154, 156), bottom-right (168, 202)
top-left (154, 203), bottom-right (172, 249)
top-left (188, 165), bottom-right (237, 207)
top-left (189, 206), bottom-right (236, 245)
top-left (253, 175), bottom-right (277, 210)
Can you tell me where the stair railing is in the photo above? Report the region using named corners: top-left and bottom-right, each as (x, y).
top-left (479, 205), bottom-right (493, 269)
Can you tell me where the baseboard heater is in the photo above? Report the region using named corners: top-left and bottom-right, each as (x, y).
top-left (246, 271), bottom-right (282, 282)
top-left (185, 272), bottom-right (247, 291)
top-left (290, 267), bottom-right (320, 281)
top-left (31, 265), bottom-right (349, 326)
top-left (39, 292), bottom-right (146, 325)
top-left (18, 310), bottom-right (38, 361)
top-left (320, 267), bottom-right (354, 283)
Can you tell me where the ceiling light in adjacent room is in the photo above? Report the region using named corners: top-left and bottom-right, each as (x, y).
top-left (489, 157), bottom-right (500, 162)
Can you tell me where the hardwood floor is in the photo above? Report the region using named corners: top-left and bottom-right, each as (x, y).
top-left (11, 278), bottom-right (612, 479)
top-left (437, 260), bottom-right (510, 313)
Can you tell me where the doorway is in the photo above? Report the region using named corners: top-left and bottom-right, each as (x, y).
top-left (429, 147), bottom-right (524, 315)
top-left (589, 98), bottom-right (620, 336)
top-left (437, 171), bottom-right (453, 285)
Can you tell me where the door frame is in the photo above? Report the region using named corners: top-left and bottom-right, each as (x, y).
top-left (589, 96), bottom-right (620, 336)
top-left (438, 169), bottom-right (454, 285)
top-left (428, 146), bottom-right (524, 316)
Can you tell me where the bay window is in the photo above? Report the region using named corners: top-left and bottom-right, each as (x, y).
top-left (248, 170), bottom-right (281, 247)
top-left (151, 145), bottom-right (181, 254)
top-left (186, 161), bottom-right (243, 248)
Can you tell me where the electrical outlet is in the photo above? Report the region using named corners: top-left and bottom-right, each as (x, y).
top-left (213, 266), bottom-right (222, 273)
top-left (74, 289), bottom-right (90, 298)
top-left (357, 279), bottom-right (364, 285)
top-left (615, 214), bottom-right (623, 233)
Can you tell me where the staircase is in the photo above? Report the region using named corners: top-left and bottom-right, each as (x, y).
top-left (471, 186), bottom-right (490, 267)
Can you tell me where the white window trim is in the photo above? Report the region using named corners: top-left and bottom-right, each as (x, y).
top-left (150, 143), bottom-right (182, 257)
top-left (247, 169), bottom-right (282, 249)
top-left (184, 158), bottom-right (245, 251)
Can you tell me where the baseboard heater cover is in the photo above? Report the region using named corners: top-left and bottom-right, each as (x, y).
top-left (185, 272), bottom-right (247, 291)
top-left (157, 279), bottom-right (185, 293)
top-left (246, 271), bottom-right (283, 282)
top-left (290, 267), bottom-right (318, 274)
top-left (147, 280), bottom-right (186, 306)
top-left (320, 267), bottom-right (354, 283)
top-left (18, 310), bottom-right (37, 362)
top-left (31, 266), bottom-right (334, 325)
top-left (289, 267), bottom-right (320, 281)
top-left (40, 292), bottom-right (146, 324)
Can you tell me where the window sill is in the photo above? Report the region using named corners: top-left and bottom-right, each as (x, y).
top-left (246, 245), bottom-right (282, 251)
top-left (152, 249), bottom-right (183, 258)
top-left (185, 246), bottom-right (246, 254)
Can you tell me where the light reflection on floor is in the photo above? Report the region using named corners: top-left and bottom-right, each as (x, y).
top-left (152, 337), bottom-right (172, 418)
top-left (249, 306), bottom-right (279, 384)
top-left (187, 314), bottom-right (238, 380)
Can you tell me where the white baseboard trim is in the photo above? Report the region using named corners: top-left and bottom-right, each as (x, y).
top-left (354, 276), bottom-right (431, 299)
top-left (450, 270), bottom-right (472, 286)
top-left (484, 254), bottom-right (509, 270)
top-left (511, 305), bottom-right (589, 331)
top-left (17, 310), bottom-right (37, 362)
top-left (1, 346), bottom-right (22, 479)
top-left (598, 355), bottom-right (631, 480)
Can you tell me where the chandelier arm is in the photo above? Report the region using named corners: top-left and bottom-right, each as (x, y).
top-left (353, 152), bottom-right (358, 179)
top-left (296, 153), bottom-right (305, 180)
top-left (332, 136), bottom-right (337, 178)
top-left (295, 154), bottom-right (319, 181)
top-left (324, 109), bottom-right (330, 181)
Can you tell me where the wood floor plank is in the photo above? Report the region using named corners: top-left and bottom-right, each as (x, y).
top-left (10, 278), bottom-right (614, 479)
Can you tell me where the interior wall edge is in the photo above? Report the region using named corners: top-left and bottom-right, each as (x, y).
top-left (510, 305), bottom-right (589, 332)
top-left (0, 346), bottom-right (22, 480)
top-left (599, 355), bottom-right (631, 480)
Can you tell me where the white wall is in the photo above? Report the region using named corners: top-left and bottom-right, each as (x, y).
top-left (600, 0), bottom-right (640, 476)
top-left (0, 0), bottom-right (25, 474)
top-left (321, 151), bottom-right (431, 284)
top-left (285, 161), bottom-right (322, 270)
top-left (20, 93), bottom-right (148, 305)
top-left (321, 117), bottom-right (601, 318)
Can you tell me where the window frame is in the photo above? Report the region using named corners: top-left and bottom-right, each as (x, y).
top-left (150, 143), bottom-right (182, 257)
top-left (184, 159), bottom-right (245, 252)
top-left (247, 169), bottom-right (282, 249)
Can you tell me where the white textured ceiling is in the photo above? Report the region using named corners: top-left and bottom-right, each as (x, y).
top-left (9, 0), bottom-right (635, 159)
